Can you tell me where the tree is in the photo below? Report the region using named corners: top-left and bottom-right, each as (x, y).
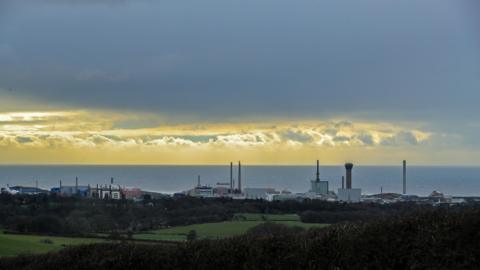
top-left (186, 230), bottom-right (197, 241)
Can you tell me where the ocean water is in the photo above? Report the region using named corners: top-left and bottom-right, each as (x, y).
top-left (0, 165), bottom-right (479, 197)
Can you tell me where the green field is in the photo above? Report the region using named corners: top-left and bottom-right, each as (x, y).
top-left (135, 214), bottom-right (328, 241)
top-left (0, 214), bottom-right (328, 256)
top-left (0, 232), bottom-right (104, 257)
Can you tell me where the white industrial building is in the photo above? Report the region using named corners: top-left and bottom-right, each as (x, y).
top-left (337, 188), bottom-right (361, 203)
top-left (310, 160), bottom-right (329, 195)
top-left (244, 188), bottom-right (277, 200)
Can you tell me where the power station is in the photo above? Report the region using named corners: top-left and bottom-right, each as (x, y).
top-left (310, 160), bottom-right (329, 195)
top-left (337, 163), bottom-right (362, 202)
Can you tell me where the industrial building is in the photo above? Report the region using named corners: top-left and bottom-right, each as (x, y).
top-left (309, 160), bottom-right (329, 195)
top-left (89, 184), bottom-right (123, 200)
top-left (50, 177), bottom-right (90, 197)
top-left (8, 185), bottom-right (48, 195)
top-left (244, 188), bottom-right (278, 200)
top-left (337, 163), bottom-right (362, 202)
top-left (185, 161), bottom-right (245, 198)
top-left (122, 188), bottom-right (143, 200)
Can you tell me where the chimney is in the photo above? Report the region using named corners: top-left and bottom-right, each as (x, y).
top-left (111, 177), bottom-right (114, 184)
top-left (230, 162), bottom-right (233, 191)
top-left (238, 161), bottom-right (242, 192)
top-left (75, 176), bottom-right (79, 194)
top-left (197, 175), bottom-right (201, 187)
top-left (341, 176), bottom-right (345, 189)
top-left (345, 163), bottom-right (353, 189)
top-left (403, 160), bottom-right (407, 195)
top-left (316, 160), bottom-right (320, 182)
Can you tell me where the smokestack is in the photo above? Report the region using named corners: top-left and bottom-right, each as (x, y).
top-left (230, 162), bottom-right (233, 191)
top-left (75, 176), bottom-right (79, 194)
top-left (197, 175), bottom-right (201, 187)
top-left (341, 176), bottom-right (345, 189)
top-left (238, 161), bottom-right (242, 192)
top-left (111, 177), bottom-right (114, 184)
top-left (403, 160), bottom-right (407, 194)
top-left (345, 163), bottom-right (353, 189)
top-left (316, 160), bottom-right (320, 182)
top-left (35, 180), bottom-right (38, 189)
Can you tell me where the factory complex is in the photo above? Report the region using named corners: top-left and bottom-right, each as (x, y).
top-left (182, 160), bottom-right (471, 205)
top-left (0, 160), bottom-right (473, 206)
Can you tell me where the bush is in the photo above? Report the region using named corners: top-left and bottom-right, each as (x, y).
top-left (39, 239), bottom-right (54, 245)
top-left (186, 230), bottom-right (197, 241)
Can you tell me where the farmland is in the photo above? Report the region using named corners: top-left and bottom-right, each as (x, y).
top-left (134, 213), bottom-right (328, 241)
top-left (0, 231), bottom-right (103, 257)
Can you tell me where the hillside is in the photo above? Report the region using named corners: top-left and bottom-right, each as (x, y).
top-left (1, 209), bottom-right (479, 270)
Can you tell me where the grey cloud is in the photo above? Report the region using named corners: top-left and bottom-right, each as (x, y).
top-left (380, 131), bottom-right (420, 146)
top-left (333, 136), bottom-right (351, 143)
top-left (0, 0), bottom-right (479, 126)
top-left (356, 134), bottom-right (375, 146)
top-left (16, 136), bottom-right (34, 144)
top-left (281, 130), bottom-right (312, 143)
top-left (395, 131), bottom-right (419, 146)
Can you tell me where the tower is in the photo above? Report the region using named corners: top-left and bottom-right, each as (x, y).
top-left (403, 160), bottom-right (407, 194)
top-left (345, 163), bottom-right (353, 189)
top-left (310, 160), bottom-right (329, 195)
top-left (75, 176), bottom-right (79, 195)
top-left (230, 162), bottom-right (233, 191)
top-left (338, 162), bottom-right (361, 203)
top-left (238, 161), bottom-right (242, 192)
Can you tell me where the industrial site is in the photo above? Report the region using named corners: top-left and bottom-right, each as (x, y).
top-left (1, 161), bottom-right (472, 206)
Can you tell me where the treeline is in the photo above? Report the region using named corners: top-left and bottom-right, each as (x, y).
top-left (2, 208), bottom-right (480, 270)
top-left (0, 193), bottom-right (462, 236)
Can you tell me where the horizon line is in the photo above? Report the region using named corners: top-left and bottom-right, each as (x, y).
top-left (0, 163), bottom-right (479, 167)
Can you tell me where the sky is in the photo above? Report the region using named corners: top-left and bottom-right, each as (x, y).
top-left (0, 0), bottom-right (479, 165)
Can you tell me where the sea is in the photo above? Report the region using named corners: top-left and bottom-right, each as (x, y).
top-left (0, 165), bottom-right (479, 197)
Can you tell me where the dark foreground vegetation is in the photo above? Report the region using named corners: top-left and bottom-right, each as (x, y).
top-left (1, 209), bottom-right (480, 270)
top-left (0, 193), bottom-right (450, 236)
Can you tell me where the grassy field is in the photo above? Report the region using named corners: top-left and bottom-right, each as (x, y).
top-left (0, 214), bottom-right (328, 256)
top-left (135, 213), bottom-right (328, 241)
top-left (0, 232), bottom-right (104, 257)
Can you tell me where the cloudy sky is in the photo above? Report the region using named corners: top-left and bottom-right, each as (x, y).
top-left (0, 0), bottom-right (479, 164)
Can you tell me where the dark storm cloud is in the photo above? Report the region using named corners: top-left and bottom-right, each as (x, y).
top-left (0, 0), bottom-right (479, 123)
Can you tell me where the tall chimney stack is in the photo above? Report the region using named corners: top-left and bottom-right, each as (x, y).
top-left (75, 177), bottom-right (79, 195)
top-left (341, 176), bottom-right (345, 189)
top-left (197, 175), bottom-right (201, 187)
top-left (403, 160), bottom-right (407, 194)
top-left (316, 160), bottom-right (320, 182)
top-left (230, 162), bottom-right (233, 191)
top-left (238, 161), bottom-right (242, 192)
top-left (345, 163), bottom-right (353, 189)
